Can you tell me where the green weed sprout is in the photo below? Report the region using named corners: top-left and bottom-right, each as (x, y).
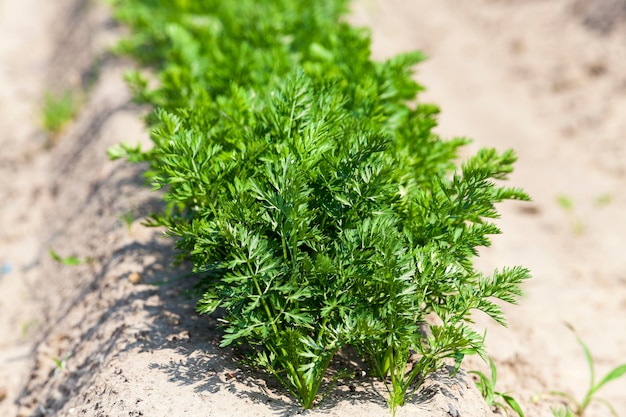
top-left (556, 195), bottom-right (584, 234)
top-left (550, 325), bottom-right (626, 417)
top-left (593, 194), bottom-right (613, 207)
top-left (556, 195), bottom-right (574, 211)
top-left (49, 247), bottom-right (82, 266)
top-left (41, 90), bottom-right (77, 135)
top-left (52, 353), bottom-right (71, 375)
top-left (470, 357), bottom-right (525, 417)
top-left (119, 211), bottom-right (135, 233)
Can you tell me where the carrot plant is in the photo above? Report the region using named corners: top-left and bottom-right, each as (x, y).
top-left (109, 0), bottom-right (530, 410)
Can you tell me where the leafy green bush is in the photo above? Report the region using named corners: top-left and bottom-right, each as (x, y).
top-left (109, 0), bottom-right (530, 411)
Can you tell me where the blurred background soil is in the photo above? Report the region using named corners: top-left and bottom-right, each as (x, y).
top-left (1, 0), bottom-right (625, 416)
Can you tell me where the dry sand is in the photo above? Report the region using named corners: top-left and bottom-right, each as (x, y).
top-left (1, 0), bottom-right (625, 416)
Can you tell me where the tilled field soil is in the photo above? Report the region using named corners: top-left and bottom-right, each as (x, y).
top-left (1, 1), bottom-right (625, 416)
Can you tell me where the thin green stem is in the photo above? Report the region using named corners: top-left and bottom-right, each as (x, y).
top-left (248, 262), bottom-right (279, 338)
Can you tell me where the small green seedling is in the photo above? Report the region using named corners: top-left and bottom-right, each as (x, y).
top-left (556, 195), bottom-right (574, 211)
top-left (556, 195), bottom-right (584, 234)
top-left (593, 194), bottom-right (613, 208)
top-left (550, 325), bottom-right (626, 417)
top-left (49, 248), bottom-right (82, 266)
top-left (52, 353), bottom-right (71, 375)
top-left (41, 90), bottom-right (77, 135)
top-left (120, 211), bottom-right (135, 232)
top-left (551, 407), bottom-right (575, 417)
top-left (470, 357), bottom-right (525, 417)
top-left (20, 319), bottom-right (38, 340)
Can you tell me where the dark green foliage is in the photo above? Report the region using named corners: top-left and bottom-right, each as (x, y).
top-left (110, 0), bottom-right (530, 411)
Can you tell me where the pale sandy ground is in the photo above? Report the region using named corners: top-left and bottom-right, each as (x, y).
top-left (351, 0), bottom-right (626, 415)
top-left (1, 0), bottom-right (625, 416)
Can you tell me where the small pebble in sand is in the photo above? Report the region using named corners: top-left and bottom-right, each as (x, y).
top-left (128, 272), bottom-right (141, 284)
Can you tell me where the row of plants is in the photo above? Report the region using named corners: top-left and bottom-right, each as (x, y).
top-left (108, 0), bottom-right (530, 413)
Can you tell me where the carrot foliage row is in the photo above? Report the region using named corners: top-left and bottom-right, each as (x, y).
top-left (109, 0), bottom-right (530, 411)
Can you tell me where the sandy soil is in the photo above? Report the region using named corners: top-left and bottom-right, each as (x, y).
top-left (1, 0), bottom-right (625, 416)
top-left (351, 0), bottom-right (626, 415)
